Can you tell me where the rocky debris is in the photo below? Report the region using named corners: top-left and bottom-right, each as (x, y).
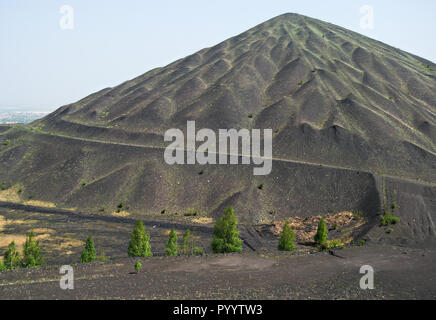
top-left (266, 211), bottom-right (364, 243)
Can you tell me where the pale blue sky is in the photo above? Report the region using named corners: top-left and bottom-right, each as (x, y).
top-left (1, 0), bottom-right (435, 111)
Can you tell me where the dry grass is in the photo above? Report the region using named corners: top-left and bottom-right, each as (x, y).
top-left (0, 186), bottom-right (22, 203)
top-left (32, 228), bottom-right (56, 234)
top-left (0, 213), bottom-right (83, 256)
top-left (24, 200), bottom-right (56, 208)
top-left (48, 237), bottom-right (84, 250)
top-left (8, 219), bottom-right (38, 225)
top-left (0, 233), bottom-right (51, 253)
top-left (111, 210), bottom-right (130, 217)
top-left (0, 185), bottom-right (57, 208)
top-left (192, 217), bottom-right (213, 224)
top-left (161, 229), bottom-right (182, 236)
top-left (0, 216), bottom-right (40, 251)
top-left (0, 235), bottom-right (27, 250)
top-left (0, 216), bottom-right (37, 232)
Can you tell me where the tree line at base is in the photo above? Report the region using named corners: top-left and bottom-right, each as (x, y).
top-left (0, 231), bottom-right (43, 270)
top-left (0, 207), bottom-right (330, 271)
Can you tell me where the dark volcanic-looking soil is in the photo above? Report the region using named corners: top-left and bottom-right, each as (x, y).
top-left (1, 245), bottom-right (436, 300)
top-left (0, 13), bottom-right (435, 249)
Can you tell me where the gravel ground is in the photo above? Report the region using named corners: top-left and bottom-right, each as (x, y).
top-left (1, 244), bottom-right (435, 300)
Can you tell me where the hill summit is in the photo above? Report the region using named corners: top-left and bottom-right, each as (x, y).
top-left (38, 13), bottom-right (436, 181)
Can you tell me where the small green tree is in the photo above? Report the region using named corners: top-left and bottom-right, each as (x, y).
top-left (97, 252), bottom-right (109, 262)
top-left (0, 259), bottom-right (6, 271)
top-left (211, 207), bottom-right (243, 253)
top-left (4, 241), bottom-right (21, 270)
top-left (181, 229), bottom-right (191, 255)
top-left (135, 261), bottom-right (142, 273)
top-left (166, 229), bottom-right (178, 256)
top-left (128, 221), bottom-right (152, 257)
top-left (80, 236), bottom-right (97, 263)
top-left (23, 231), bottom-right (44, 268)
top-left (315, 217), bottom-right (328, 248)
top-left (278, 221), bottom-right (296, 251)
top-left (194, 246), bottom-right (204, 256)
top-left (381, 202), bottom-right (400, 226)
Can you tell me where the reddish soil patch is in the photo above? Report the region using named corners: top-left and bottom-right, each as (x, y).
top-left (269, 211), bottom-right (364, 243)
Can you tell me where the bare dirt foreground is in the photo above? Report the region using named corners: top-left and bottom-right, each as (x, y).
top-left (1, 245), bottom-right (435, 300)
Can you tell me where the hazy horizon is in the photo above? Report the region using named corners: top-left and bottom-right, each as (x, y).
top-left (1, 0), bottom-right (436, 112)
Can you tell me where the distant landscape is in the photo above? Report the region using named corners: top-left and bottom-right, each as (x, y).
top-left (0, 111), bottom-right (48, 124)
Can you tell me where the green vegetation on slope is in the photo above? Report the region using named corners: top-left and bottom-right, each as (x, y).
top-left (166, 229), bottom-right (178, 256)
top-left (211, 207), bottom-right (243, 253)
top-left (80, 236), bottom-right (97, 263)
top-left (278, 221), bottom-right (296, 251)
top-left (23, 231), bottom-right (44, 268)
top-left (128, 221), bottom-right (152, 257)
top-left (315, 218), bottom-right (328, 248)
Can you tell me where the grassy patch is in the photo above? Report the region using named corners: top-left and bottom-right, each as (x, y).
top-left (420, 62), bottom-right (436, 72)
top-left (327, 239), bottom-right (345, 249)
top-left (382, 214), bottom-right (400, 226)
top-left (381, 202), bottom-right (400, 226)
